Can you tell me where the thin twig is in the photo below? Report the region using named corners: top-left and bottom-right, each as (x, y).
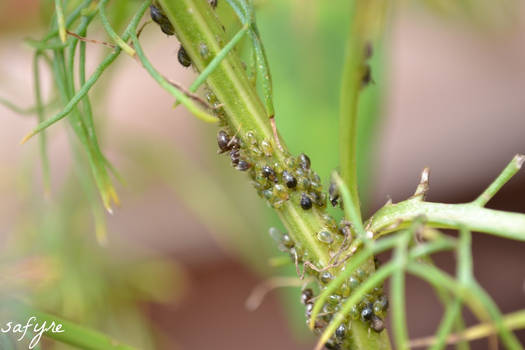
top-left (473, 154), bottom-right (525, 207)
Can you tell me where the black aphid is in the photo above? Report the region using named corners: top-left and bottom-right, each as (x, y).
top-left (282, 170), bottom-right (297, 189)
top-left (298, 153), bottom-right (311, 170)
top-left (178, 46), bottom-right (192, 67)
top-left (300, 193), bottom-right (313, 210)
top-left (149, 5), bottom-right (175, 36)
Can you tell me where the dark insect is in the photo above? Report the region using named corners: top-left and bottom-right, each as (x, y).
top-left (335, 324), bottom-right (346, 339)
top-left (282, 170), bottom-right (297, 189)
top-left (320, 271), bottom-right (333, 284)
top-left (298, 153), bottom-right (311, 170)
top-left (361, 304), bottom-right (373, 321)
top-left (208, 0), bottom-right (218, 8)
top-left (324, 342), bottom-right (341, 350)
top-left (301, 288), bottom-right (314, 305)
top-left (300, 193), bottom-right (313, 210)
top-left (262, 166), bottom-right (277, 182)
top-left (305, 302), bottom-right (314, 318)
top-left (230, 148), bottom-right (240, 165)
top-left (178, 46), bottom-right (192, 67)
top-left (236, 160), bottom-right (251, 171)
top-left (370, 315), bottom-right (385, 333)
top-left (217, 130), bottom-right (230, 153)
top-left (329, 181), bottom-right (340, 207)
top-left (361, 64), bottom-right (373, 87)
top-left (149, 5), bottom-right (175, 36)
top-left (281, 233), bottom-right (294, 248)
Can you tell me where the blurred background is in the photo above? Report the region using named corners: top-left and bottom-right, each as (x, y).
top-left (0, 0), bottom-right (524, 349)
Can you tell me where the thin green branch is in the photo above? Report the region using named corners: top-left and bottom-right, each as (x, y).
top-left (410, 309), bottom-right (525, 348)
top-left (369, 200), bottom-right (525, 241)
top-left (43, 0), bottom-right (94, 42)
top-left (98, 0), bottom-right (136, 56)
top-left (224, 0), bottom-right (274, 118)
top-left (332, 171), bottom-right (367, 243)
top-left (339, 1), bottom-right (388, 219)
top-left (130, 34), bottom-right (219, 123)
top-left (407, 263), bottom-right (523, 350)
top-left (21, 0), bottom-right (152, 144)
top-left (55, 0), bottom-right (67, 43)
top-left (33, 52), bottom-right (51, 195)
top-left (391, 231), bottom-right (411, 350)
top-left (472, 154), bottom-right (525, 207)
top-left (189, 24), bottom-right (249, 92)
top-left (430, 228), bottom-right (472, 350)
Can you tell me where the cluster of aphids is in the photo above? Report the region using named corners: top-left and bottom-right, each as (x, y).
top-left (216, 126), bottom-right (327, 210)
top-left (270, 224), bottom-right (388, 349)
top-left (149, 0), bottom-right (218, 68)
top-left (150, 3), bottom-right (386, 347)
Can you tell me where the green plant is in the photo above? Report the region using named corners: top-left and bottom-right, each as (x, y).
top-left (3, 0), bottom-right (525, 349)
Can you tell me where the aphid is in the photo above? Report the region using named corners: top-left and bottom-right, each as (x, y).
top-left (335, 324), bottom-right (346, 339)
top-left (298, 153), bottom-right (311, 170)
top-left (361, 304), bottom-right (373, 321)
top-left (361, 64), bottom-right (373, 87)
top-left (317, 230), bottom-right (333, 244)
top-left (178, 46), bottom-right (192, 67)
top-left (301, 288), bottom-right (313, 305)
top-left (199, 42), bottom-right (210, 60)
top-left (262, 166), bottom-right (277, 182)
top-left (282, 170), bottom-right (297, 189)
top-left (149, 5), bottom-right (175, 36)
top-left (236, 159), bottom-right (251, 171)
top-left (300, 193), bottom-right (313, 210)
top-left (230, 148), bottom-right (240, 165)
top-left (260, 140), bottom-right (273, 157)
top-left (208, 0), bottom-right (218, 8)
top-left (305, 302), bottom-right (314, 318)
top-left (375, 295), bottom-right (389, 311)
top-left (320, 271), bottom-right (333, 284)
top-left (324, 342), bottom-right (341, 350)
top-left (348, 276), bottom-right (359, 289)
top-left (313, 192), bottom-right (327, 207)
top-left (217, 130), bottom-right (230, 153)
top-left (370, 315), bottom-right (385, 333)
top-left (329, 181), bottom-right (340, 207)
top-left (245, 131), bottom-right (257, 145)
top-left (273, 184), bottom-right (289, 201)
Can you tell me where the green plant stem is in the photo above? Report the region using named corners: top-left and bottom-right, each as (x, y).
top-left (98, 0), bottom-right (136, 56)
top-left (43, 0), bottom-right (94, 42)
top-left (473, 154), bottom-right (525, 206)
top-left (369, 200), bottom-right (525, 241)
top-left (189, 24), bottom-right (249, 92)
top-left (6, 301), bottom-right (135, 350)
top-left (391, 232), bottom-right (410, 349)
top-left (339, 0), bottom-right (387, 219)
top-left (407, 264), bottom-right (523, 349)
top-left (410, 309), bottom-right (525, 348)
top-left (21, 0), bottom-right (151, 144)
top-left (33, 52), bottom-right (51, 195)
top-left (159, 0), bottom-right (389, 347)
top-left (131, 34), bottom-right (219, 123)
top-left (55, 0), bottom-right (67, 43)
top-left (333, 172), bottom-right (367, 242)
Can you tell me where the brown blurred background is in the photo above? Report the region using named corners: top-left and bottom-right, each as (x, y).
top-left (0, 0), bottom-right (524, 349)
